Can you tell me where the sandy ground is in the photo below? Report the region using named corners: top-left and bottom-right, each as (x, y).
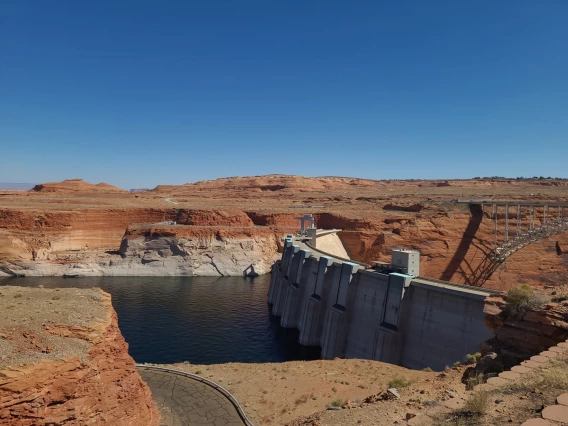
top-left (2, 176), bottom-right (567, 212)
top-left (0, 286), bottom-right (105, 369)
top-left (299, 351), bottom-right (568, 426)
top-left (156, 350), bottom-right (568, 426)
top-left (157, 359), bottom-right (435, 425)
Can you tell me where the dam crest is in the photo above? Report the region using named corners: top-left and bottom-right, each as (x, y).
top-left (268, 228), bottom-right (496, 371)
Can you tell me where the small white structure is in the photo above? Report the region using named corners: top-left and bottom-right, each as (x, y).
top-left (391, 248), bottom-right (420, 276)
top-left (295, 214), bottom-right (315, 233)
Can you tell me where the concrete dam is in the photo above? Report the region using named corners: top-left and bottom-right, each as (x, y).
top-left (268, 227), bottom-right (495, 371)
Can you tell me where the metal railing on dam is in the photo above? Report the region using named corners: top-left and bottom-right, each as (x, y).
top-left (268, 239), bottom-right (495, 371)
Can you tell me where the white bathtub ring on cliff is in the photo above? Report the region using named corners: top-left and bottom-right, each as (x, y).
top-left (136, 364), bottom-right (254, 426)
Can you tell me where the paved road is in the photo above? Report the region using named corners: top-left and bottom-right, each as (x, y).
top-left (137, 366), bottom-right (247, 426)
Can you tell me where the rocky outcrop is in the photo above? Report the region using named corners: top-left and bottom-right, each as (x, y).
top-left (116, 224), bottom-right (281, 276)
top-left (0, 225), bottom-right (282, 276)
top-left (480, 294), bottom-right (568, 368)
top-left (31, 178), bottom-right (125, 192)
top-left (0, 287), bottom-right (159, 425)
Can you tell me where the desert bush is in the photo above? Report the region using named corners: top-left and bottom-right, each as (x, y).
top-left (464, 352), bottom-right (481, 365)
top-left (329, 399), bottom-right (346, 408)
top-left (505, 284), bottom-right (550, 317)
top-left (507, 283), bottom-right (533, 304)
top-left (422, 367), bottom-right (433, 372)
top-left (465, 374), bottom-right (485, 391)
top-left (388, 376), bottom-right (412, 388)
top-left (453, 361), bottom-right (462, 367)
top-left (463, 388), bottom-right (489, 415)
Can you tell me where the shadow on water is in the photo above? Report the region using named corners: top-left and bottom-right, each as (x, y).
top-left (0, 275), bottom-right (321, 364)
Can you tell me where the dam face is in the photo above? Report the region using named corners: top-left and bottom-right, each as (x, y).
top-left (268, 235), bottom-right (494, 371)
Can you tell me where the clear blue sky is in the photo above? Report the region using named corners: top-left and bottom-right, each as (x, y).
top-left (1, 1), bottom-right (567, 189)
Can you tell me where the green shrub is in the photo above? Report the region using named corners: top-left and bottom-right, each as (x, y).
top-left (506, 284), bottom-right (550, 317)
top-left (422, 367), bottom-right (433, 372)
top-left (463, 388), bottom-right (489, 415)
top-left (453, 361), bottom-right (462, 368)
top-left (329, 399), bottom-right (346, 408)
top-left (388, 377), bottom-right (412, 388)
top-left (507, 284), bottom-right (534, 305)
top-left (465, 374), bottom-right (485, 391)
top-left (465, 352), bottom-right (481, 365)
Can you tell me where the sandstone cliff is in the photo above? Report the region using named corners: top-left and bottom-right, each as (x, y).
top-left (116, 224), bottom-right (281, 276)
top-left (31, 179), bottom-right (125, 193)
top-left (0, 286), bottom-right (159, 425)
top-left (480, 294), bottom-right (568, 368)
top-left (1, 176), bottom-right (567, 285)
top-left (0, 224), bottom-right (282, 277)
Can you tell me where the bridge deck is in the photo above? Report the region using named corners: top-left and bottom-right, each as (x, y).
top-left (455, 200), bottom-right (568, 207)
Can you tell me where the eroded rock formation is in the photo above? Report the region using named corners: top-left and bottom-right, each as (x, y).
top-left (31, 178), bottom-right (125, 193)
top-left (481, 294), bottom-right (568, 367)
top-left (0, 286), bottom-right (159, 425)
top-left (1, 176), bottom-right (567, 285)
top-left (0, 225), bottom-right (282, 277)
top-left (117, 224), bottom-right (281, 276)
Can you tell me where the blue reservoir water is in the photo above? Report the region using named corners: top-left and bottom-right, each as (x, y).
top-left (0, 275), bottom-right (320, 364)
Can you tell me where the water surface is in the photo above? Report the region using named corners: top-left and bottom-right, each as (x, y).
top-left (0, 275), bottom-right (320, 364)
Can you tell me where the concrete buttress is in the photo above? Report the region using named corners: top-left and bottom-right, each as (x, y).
top-left (268, 238), bottom-right (293, 305)
top-left (271, 244), bottom-right (299, 316)
top-left (280, 249), bottom-right (313, 328)
top-left (321, 262), bottom-right (360, 359)
top-left (267, 261), bottom-right (281, 304)
top-left (298, 256), bottom-right (334, 346)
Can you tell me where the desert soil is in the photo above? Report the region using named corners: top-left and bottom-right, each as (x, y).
top-left (0, 285), bottom-right (105, 369)
top-left (156, 352), bottom-right (568, 426)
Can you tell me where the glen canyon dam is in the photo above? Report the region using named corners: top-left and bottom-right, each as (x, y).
top-left (3, 2), bottom-right (568, 424)
top-left (0, 176), bottom-right (567, 425)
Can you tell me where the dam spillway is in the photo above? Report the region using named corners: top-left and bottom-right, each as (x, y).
top-left (268, 232), bottom-right (495, 371)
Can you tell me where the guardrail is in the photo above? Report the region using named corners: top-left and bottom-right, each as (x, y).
top-left (414, 276), bottom-right (500, 295)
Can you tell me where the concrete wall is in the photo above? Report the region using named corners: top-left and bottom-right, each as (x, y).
top-left (269, 241), bottom-right (494, 371)
top-left (313, 233), bottom-right (350, 259)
